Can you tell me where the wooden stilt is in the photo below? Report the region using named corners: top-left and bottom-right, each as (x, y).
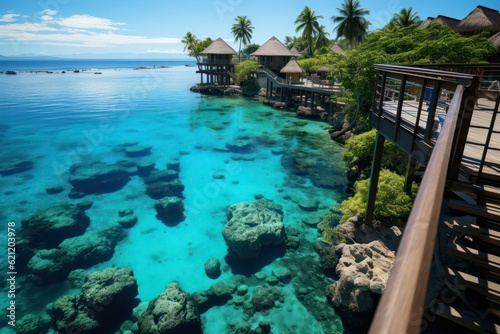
top-left (405, 156), bottom-right (417, 195)
top-left (366, 132), bottom-right (385, 224)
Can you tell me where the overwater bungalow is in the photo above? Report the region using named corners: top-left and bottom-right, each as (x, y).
top-left (418, 15), bottom-right (460, 32)
top-left (251, 36), bottom-right (294, 75)
top-left (279, 57), bottom-right (303, 82)
top-left (456, 5), bottom-right (500, 35)
top-left (196, 37), bottom-right (237, 86)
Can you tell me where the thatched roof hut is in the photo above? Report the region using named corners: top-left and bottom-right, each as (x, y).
top-left (201, 38), bottom-right (237, 55)
top-left (489, 31), bottom-right (500, 48)
top-left (290, 46), bottom-right (302, 57)
top-left (252, 37), bottom-right (294, 56)
top-left (316, 66), bottom-right (331, 73)
top-left (457, 5), bottom-right (500, 34)
top-left (280, 58), bottom-right (303, 74)
top-left (330, 44), bottom-right (346, 55)
top-left (419, 16), bottom-right (460, 31)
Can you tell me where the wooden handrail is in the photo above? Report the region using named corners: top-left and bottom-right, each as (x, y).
top-left (369, 84), bottom-right (466, 334)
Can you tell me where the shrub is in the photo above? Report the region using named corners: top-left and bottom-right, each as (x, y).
top-left (235, 60), bottom-right (261, 81)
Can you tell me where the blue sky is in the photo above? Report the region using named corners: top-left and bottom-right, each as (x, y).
top-left (0, 0), bottom-right (498, 58)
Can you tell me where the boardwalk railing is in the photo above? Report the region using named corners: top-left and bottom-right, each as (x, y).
top-left (368, 64), bottom-right (479, 333)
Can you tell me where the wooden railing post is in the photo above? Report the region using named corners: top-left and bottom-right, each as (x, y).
top-left (366, 131), bottom-right (385, 224)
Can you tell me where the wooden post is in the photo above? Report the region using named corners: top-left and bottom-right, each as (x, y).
top-left (404, 156), bottom-right (417, 195)
top-left (366, 132), bottom-right (385, 224)
top-left (311, 92), bottom-right (315, 112)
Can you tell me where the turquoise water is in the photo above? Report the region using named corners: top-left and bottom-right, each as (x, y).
top-left (0, 63), bottom-right (347, 333)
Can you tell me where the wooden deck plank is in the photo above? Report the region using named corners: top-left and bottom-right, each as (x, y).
top-left (431, 301), bottom-right (500, 334)
top-left (451, 221), bottom-right (500, 246)
top-left (448, 242), bottom-right (500, 274)
top-left (446, 268), bottom-right (500, 304)
top-left (448, 199), bottom-right (500, 222)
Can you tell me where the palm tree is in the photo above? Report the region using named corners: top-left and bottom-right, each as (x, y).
top-left (181, 32), bottom-right (197, 52)
top-left (392, 7), bottom-right (420, 27)
top-left (295, 6), bottom-right (323, 57)
top-left (315, 25), bottom-right (330, 50)
top-left (231, 15), bottom-right (254, 62)
top-left (331, 0), bottom-right (370, 48)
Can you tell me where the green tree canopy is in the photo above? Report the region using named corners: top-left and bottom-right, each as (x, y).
top-left (392, 6), bottom-right (420, 28)
top-left (332, 0), bottom-right (370, 48)
top-left (242, 43), bottom-right (260, 59)
top-left (231, 16), bottom-right (254, 62)
top-left (295, 6), bottom-right (324, 57)
top-left (234, 60), bottom-right (261, 81)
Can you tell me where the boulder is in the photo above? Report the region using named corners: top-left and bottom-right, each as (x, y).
top-left (69, 162), bottom-right (130, 194)
top-left (272, 267), bottom-right (292, 283)
top-left (252, 285), bottom-right (280, 311)
top-left (166, 160), bottom-right (180, 171)
top-left (143, 169), bottom-right (179, 185)
top-left (17, 313), bottom-right (52, 334)
top-left (52, 267), bottom-right (138, 333)
top-left (137, 162), bottom-right (155, 176)
top-left (155, 196), bottom-right (185, 224)
top-left (226, 140), bottom-right (254, 153)
top-left (0, 159), bottom-right (33, 175)
top-left (118, 215), bottom-right (138, 228)
top-left (77, 201), bottom-right (93, 211)
top-left (46, 185), bottom-right (64, 194)
top-left (20, 204), bottom-right (90, 250)
top-left (326, 240), bottom-right (395, 324)
top-left (223, 199), bottom-right (285, 259)
top-left (146, 179), bottom-right (184, 200)
top-left (124, 144), bottom-right (152, 157)
top-left (118, 209), bottom-right (134, 217)
top-left (138, 282), bottom-right (201, 334)
top-left (204, 257), bottom-right (221, 279)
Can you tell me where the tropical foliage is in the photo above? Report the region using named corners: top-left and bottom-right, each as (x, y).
top-left (181, 33), bottom-right (213, 68)
top-left (295, 6), bottom-right (325, 57)
top-left (234, 60), bottom-right (261, 81)
top-left (332, 0), bottom-right (370, 48)
top-left (392, 7), bottom-right (420, 28)
top-left (340, 169), bottom-right (418, 223)
top-left (231, 16), bottom-right (254, 62)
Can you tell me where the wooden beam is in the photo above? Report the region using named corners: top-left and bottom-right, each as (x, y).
top-left (366, 132), bottom-right (385, 224)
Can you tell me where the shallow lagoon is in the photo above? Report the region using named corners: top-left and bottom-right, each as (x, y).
top-left (0, 64), bottom-right (347, 333)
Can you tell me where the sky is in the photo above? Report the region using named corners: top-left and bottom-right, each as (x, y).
top-left (0, 0), bottom-right (499, 58)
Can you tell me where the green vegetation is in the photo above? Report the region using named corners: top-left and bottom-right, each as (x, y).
top-left (331, 0), bottom-right (370, 48)
top-left (234, 60), bottom-right (261, 81)
top-left (294, 6), bottom-right (324, 57)
top-left (181, 33), bottom-right (213, 67)
top-left (242, 43), bottom-right (260, 59)
top-left (391, 7), bottom-right (421, 28)
top-left (340, 169), bottom-right (418, 223)
top-left (231, 16), bottom-right (254, 62)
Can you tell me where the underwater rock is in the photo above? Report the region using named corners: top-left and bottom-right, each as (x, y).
top-left (146, 179), bottom-right (184, 200)
top-left (138, 282), bottom-right (201, 334)
top-left (223, 198), bottom-right (285, 259)
top-left (166, 160), bottom-right (180, 171)
top-left (68, 190), bottom-right (86, 199)
top-left (298, 198), bottom-right (319, 212)
top-left (226, 140), bottom-right (254, 153)
top-left (271, 148), bottom-right (285, 155)
top-left (118, 215), bottom-right (138, 228)
top-left (77, 200), bottom-right (93, 210)
top-left (255, 320), bottom-right (272, 334)
top-left (68, 269), bottom-right (87, 289)
top-left (286, 235), bottom-right (300, 249)
top-left (27, 227), bottom-right (125, 284)
top-left (265, 276), bottom-right (279, 286)
top-left (137, 161), bottom-right (155, 176)
top-left (237, 284), bottom-right (249, 296)
top-left (230, 153), bottom-right (256, 161)
top-left (0, 159), bottom-right (33, 176)
top-left (52, 267), bottom-right (138, 333)
top-left (20, 203), bottom-right (90, 250)
top-left (204, 257), bottom-right (221, 279)
top-left (143, 169), bottom-right (179, 184)
top-left (252, 285), bottom-right (280, 311)
top-left (272, 267), bottom-right (292, 283)
top-left (326, 240), bottom-right (395, 325)
top-left (124, 144), bottom-right (152, 157)
top-left (46, 185), bottom-right (64, 194)
top-left (209, 279), bottom-right (237, 299)
top-left (302, 216), bottom-right (321, 227)
top-left (69, 161), bottom-right (130, 194)
top-left (155, 196), bottom-right (185, 224)
top-left (118, 208), bottom-right (134, 217)
top-left (17, 313), bottom-right (52, 334)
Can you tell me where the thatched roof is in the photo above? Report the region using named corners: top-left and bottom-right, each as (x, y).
top-left (418, 17), bottom-right (435, 29)
top-left (280, 58), bottom-right (303, 73)
top-left (316, 66), bottom-right (332, 72)
top-left (419, 16), bottom-right (460, 31)
top-left (330, 44), bottom-right (346, 55)
top-left (290, 46), bottom-right (302, 57)
top-left (201, 38), bottom-right (237, 55)
top-left (252, 36), bottom-right (294, 56)
top-left (489, 31), bottom-right (500, 47)
top-left (457, 5), bottom-right (500, 34)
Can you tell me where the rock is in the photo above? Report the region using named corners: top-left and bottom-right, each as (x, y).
top-left (326, 240), bottom-right (395, 325)
top-left (46, 185), bottom-right (64, 194)
top-left (69, 162), bottom-right (130, 194)
top-left (146, 179), bottom-right (184, 200)
top-left (252, 286), bottom-right (280, 311)
top-left (230, 153), bottom-right (256, 161)
top-left (209, 279), bottom-right (237, 299)
top-left (254, 271), bottom-right (268, 280)
top-left (233, 295), bottom-right (245, 306)
top-left (223, 199), bottom-right (285, 259)
top-left (137, 162), bottom-right (155, 176)
top-left (213, 173), bottom-right (225, 180)
top-left (302, 216), bottom-right (321, 227)
top-left (143, 169), bottom-right (179, 184)
top-left (271, 148), bottom-right (285, 155)
top-left (124, 144), bottom-right (152, 157)
top-left (0, 159), bottom-right (33, 175)
top-left (53, 267), bottom-right (138, 333)
top-left (138, 282), bottom-right (201, 334)
top-left (286, 236), bottom-right (300, 249)
top-left (204, 257), bottom-right (221, 279)
top-left (118, 215), bottom-right (138, 228)
top-left (298, 199), bottom-right (319, 212)
top-left (27, 227), bottom-right (124, 284)
top-left (167, 160), bottom-right (180, 171)
top-left (226, 140), bottom-right (254, 153)
top-left (237, 285), bottom-right (249, 296)
top-left (68, 269), bottom-right (87, 289)
top-left (20, 203), bottom-right (90, 250)
top-left (265, 276), bottom-right (279, 286)
top-left (272, 267), bottom-right (292, 283)
top-left (155, 196), bottom-right (185, 224)
top-left (257, 320), bottom-right (271, 334)
top-left (77, 201), bottom-right (93, 210)
top-left (17, 313), bottom-right (52, 334)
top-left (68, 190), bottom-right (86, 199)
top-left (118, 209), bottom-right (134, 217)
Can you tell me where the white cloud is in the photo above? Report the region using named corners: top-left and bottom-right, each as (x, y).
top-left (57, 15), bottom-right (126, 30)
top-left (0, 14), bottom-right (19, 23)
top-left (40, 15), bottom-right (54, 21)
top-left (41, 9), bottom-right (58, 16)
top-left (144, 49), bottom-right (185, 54)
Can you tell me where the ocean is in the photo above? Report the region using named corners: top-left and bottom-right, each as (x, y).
top-left (0, 60), bottom-right (346, 333)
